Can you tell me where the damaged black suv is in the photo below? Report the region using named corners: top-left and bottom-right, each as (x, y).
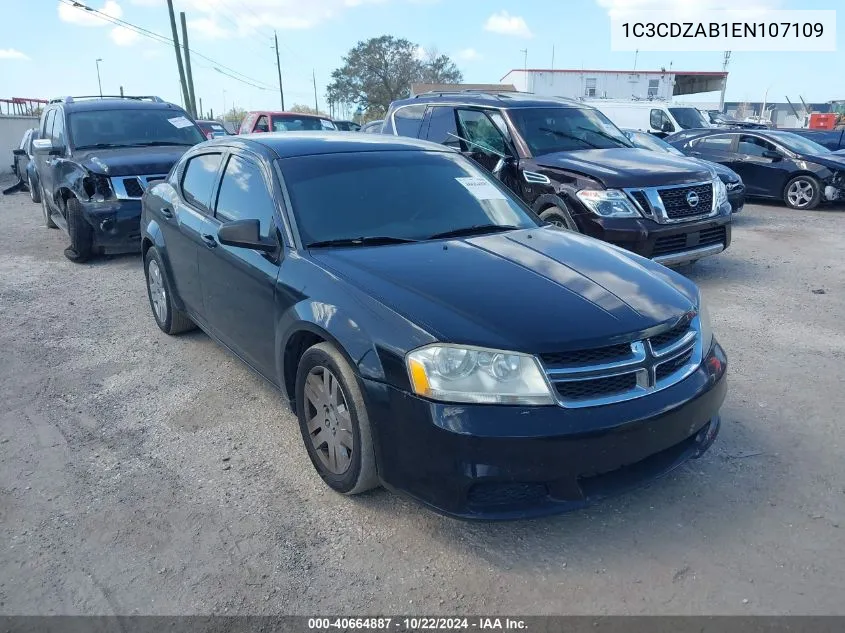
top-left (32, 96), bottom-right (204, 262)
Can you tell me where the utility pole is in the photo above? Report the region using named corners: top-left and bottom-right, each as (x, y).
top-left (719, 51), bottom-right (731, 112)
top-left (166, 0), bottom-right (191, 114)
top-left (633, 49), bottom-right (638, 71)
top-left (119, 85), bottom-right (124, 97)
top-left (199, 97), bottom-right (203, 119)
top-left (551, 45), bottom-right (555, 72)
top-left (274, 31), bottom-right (285, 110)
top-left (313, 69), bottom-right (319, 114)
top-left (180, 11), bottom-right (197, 117)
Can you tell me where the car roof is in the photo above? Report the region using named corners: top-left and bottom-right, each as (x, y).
top-left (248, 111), bottom-right (327, 118)
top-left (58, 99), bottom-right (186, 113)
top-left (203, 131), bottom-right (454, 158)
top-left (391, 91), bottom-right (584, 110)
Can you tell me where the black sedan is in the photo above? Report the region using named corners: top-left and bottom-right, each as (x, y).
top-left (10, 128), bottom-right (41, 202)
top-left (140, 133), bottom-right (726, 519)
top-left (666, 129), bottom-right (845, 210)
top-left (624, 129), bottom-right (746, 212)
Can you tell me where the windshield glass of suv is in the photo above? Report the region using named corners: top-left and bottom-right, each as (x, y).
top-left (271, 116), bottom-right (336, 132)
top-left (69, 109), bottom-right (204, 149)
top-left (626, 130), bottom-right (684, 155)
top-left (770, 132), bottom-right (830, 155)
top-left (668, 107), bottom-right (710, 130)
top-left (508, 107), bottom-right (632, 156)
top-left (280, 150), bottom-right (539, 246)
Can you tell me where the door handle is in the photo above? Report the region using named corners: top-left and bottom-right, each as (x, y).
top-left (160, 207), bottom-right (173, 219)
top-left (201, 233), bottom-right (217, 248)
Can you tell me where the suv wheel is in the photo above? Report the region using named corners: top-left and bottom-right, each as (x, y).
top-left (540, 205), bottom-right (578, 231)
top-left (784, 175), bottom-right (821, 210)
top-left (63, 198), bottom-right (93, 262)
top-left (295, 342), bottom-right (379, 495)
top-left (144, 247), bottom-right (196, 335)
top-left (40, 188), bottom-right (57, 228)
top-left (29, 175), bottom-right (41, 204)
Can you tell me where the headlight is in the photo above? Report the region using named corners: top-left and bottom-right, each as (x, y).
top-left (697, 295), bottom-right (714, 352)
top-left (406, 344), bottom-right (555, 405)
top-left (713, 178), bottom-right (728, 207)
top-left (575, 189), bottom-right (641, 217)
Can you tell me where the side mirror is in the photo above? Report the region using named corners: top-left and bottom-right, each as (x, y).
top-left (492, 156), bottom-right (513, 179)
top-left (217, 219), bottom-right (277, 253)
top-left (32, 138), bottom-right (59, 155)
top-left (13, 149), bottom-right (26, 156)
top-left (762, 150), bottom-right (782, 161)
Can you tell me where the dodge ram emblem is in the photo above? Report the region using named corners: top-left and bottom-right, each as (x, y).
top-left (686, 190), bottom-right (700, 208)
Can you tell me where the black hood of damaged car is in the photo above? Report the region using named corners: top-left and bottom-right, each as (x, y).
top-left (75, 146), bottom-right (192, 177)
top-left (311, 227), bottom-right (699, 354)
top-left (794, 152), bottom-right (845, 171)
top-left (535, 147), bottom-right (714, 188)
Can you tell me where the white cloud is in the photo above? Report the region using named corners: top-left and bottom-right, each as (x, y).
top-left (413, 45), bottom-right (427, 61)
top-left (456, 48), bottom-right (482, 62)
top-left (0, 48), bottom-right (29, 60)
top-left (188, 17), bottom-right (232, 39)
top-left (483, 11), bottom-right (532, 38)
top-left (595, 0), bottom-right (783, 18)
top-left (57, 0), bottom-right (122, 26)
top-left (109, 25), bottom-right (141, 46)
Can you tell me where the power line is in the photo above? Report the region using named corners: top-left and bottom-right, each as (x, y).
top-left (59, 0), bottom-right (274, 90)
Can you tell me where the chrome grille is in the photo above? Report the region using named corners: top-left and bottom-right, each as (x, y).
top-left (110, 174), bottom-right (168, 200)
top-left (542, 314), bottom-right (701, 408)
top-left (624, 180), bottom-right (718, 224)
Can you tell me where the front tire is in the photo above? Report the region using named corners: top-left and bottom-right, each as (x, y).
top-left (144, 247), bottom-right (196, 335)
top-left (539, 204), bottom-right (578, 231)
top-left (64, 198), bottom-right (93, 262)
top-left (295, 342), bottom-right (379, 495)
top-left (29, 174), bottom-right (41, 204)
top-left (784, 175), bottom-right (821, 210)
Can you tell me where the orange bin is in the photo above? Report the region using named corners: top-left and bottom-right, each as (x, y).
top-left (809, 113), bottom-right (837, 129)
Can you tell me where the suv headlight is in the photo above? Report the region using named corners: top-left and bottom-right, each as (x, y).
top-left (406, 344), bottom-right (555, 405)
top-left (697, 295), bottom-right (713, 352)
top-left (576, 189), bottom-right (641, 217)
top-left (713, 177), bottom-right (728, 207)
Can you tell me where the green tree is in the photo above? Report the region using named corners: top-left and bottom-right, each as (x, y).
top-left (326, 36), bottom-right (463, 115)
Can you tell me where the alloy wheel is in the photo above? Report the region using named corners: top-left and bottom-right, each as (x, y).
top-left (304, 366), bottom-right (354, 475)
top-left (147, 259), bottom-right (168, 324)
top-left (787, 179), bottom-right (815, 208)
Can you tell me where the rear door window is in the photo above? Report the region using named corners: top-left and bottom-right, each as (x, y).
top-left (181, 153), bottom-right (223, 213)
top-left (694, 134), bottom-right (737, 153)
top-left (425, 107), bottom-right (460, 147)
top-left (392, 104), bottom-right (426, 137)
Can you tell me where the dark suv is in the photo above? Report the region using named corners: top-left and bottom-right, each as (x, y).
top-left (32, 96), bottom-right (204, 262)
top-left (385, 92), bottom-right (732, 266)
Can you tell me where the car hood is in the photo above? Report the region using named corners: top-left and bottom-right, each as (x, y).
top-left (312, 228), bottom-right (697, 353)
top-left (690, 157), bottom-right (741, 182)
top-left (74, 146), bottom-right (191, 177)
top-left (534, 147), bottom-right (713, 188)
top-left (796, 152), bottom-right (845, 171)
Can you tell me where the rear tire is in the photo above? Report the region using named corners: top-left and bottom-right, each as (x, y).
top-left (295, 342), bottom-right (379, 495)
top-left (144, 247), bottom-right (196, 335)
top-left (784, 175), bottom-right (821, 210)
top-left (539, 204), bottom-right (578, 231)
top-left (29, 175), bottom-right (41, 204)
top-left (64, 198), bottom-right (93, 262)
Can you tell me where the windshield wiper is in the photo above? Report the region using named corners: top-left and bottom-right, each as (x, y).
top-left (537, 128), bottom-right (599, 149)
top-left (426, 224), bottom-right (521, 240)
top-left (307, 236), bottom-right (420, 248)
top-left (576, 126), bottom-right (632, 148)
top-left (75, 143), bottom-right (128, 150)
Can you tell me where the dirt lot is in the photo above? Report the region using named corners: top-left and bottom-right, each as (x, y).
top-left (1, 185), bottom-right (844, 616)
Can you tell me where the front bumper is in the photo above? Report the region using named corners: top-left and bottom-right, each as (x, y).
top-left (80, 198), bottom-right (143, 254)
top-left (365, 342), bottom-right (727, 520)
top-left (727, 185), bottom-right (745, 212)
top-left (572, 205), bottom-right (732, 265)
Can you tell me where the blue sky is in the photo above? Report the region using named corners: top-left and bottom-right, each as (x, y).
top-left (1, 0), bottom-right (841, 118)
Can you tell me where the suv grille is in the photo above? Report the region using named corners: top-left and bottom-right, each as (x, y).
top-left (629, 190), bottom-right (652, 215)
top-left (658, 183), bottom-right (713, 219)
top-left (541, 317), bottom-right (700, 408)
top-left (123, 178), bottom-right (144, 198)
top-left (111, 174), bottom-right (168, 200)
top-left (699, 226), bottom-right (727, 247)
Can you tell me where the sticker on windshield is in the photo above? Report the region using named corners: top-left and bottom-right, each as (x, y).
top-left (455, 177), bottom-right (507, 201)
top-left (168, 116), bottom-right (194, 129)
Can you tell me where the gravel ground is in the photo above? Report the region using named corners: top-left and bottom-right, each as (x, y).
top-left (1, 184), bottom-right (844, 616)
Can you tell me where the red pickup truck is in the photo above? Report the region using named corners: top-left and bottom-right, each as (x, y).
top-left (238, 111), bottom-right (337, 134)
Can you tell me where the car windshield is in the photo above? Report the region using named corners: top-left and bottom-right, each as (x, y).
top-left (280, 150), bottom-right (539, 246)
top-left (668, 107), bottom-right (711, 130)
top-left (508, 107), bottom-right (633, 156)
top-left (770, 132), bottom-right (831, 155)
top-left (625, 130), bottom-right (684, 155)
top-left (69, 109), bottom-right (204, 149)
top-left (271, 116), bottom-right (336, 132)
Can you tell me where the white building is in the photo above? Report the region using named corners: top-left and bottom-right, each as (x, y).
top-left (499, 68), bottom-right (727, 101)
